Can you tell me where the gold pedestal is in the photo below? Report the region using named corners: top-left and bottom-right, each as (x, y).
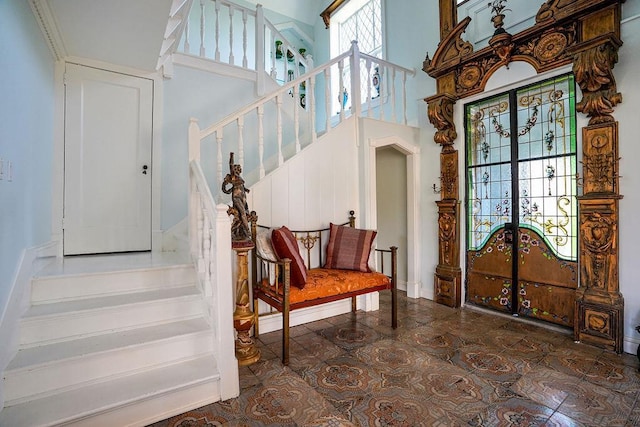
top-left (232, 241), bottom-right (260, 366)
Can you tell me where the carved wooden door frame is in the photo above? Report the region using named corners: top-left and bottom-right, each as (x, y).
top-left (423, 0), bottom-right (625, 353)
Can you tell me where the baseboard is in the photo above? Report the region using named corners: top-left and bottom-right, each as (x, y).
top-left (256, 299), bottom-right (352, 334)
top-left (161, 217), bottom-right (188, 253)
top-left (624, 336), bottom-right (639, 356)
top-left (0, 240), bottom-right (58, 409)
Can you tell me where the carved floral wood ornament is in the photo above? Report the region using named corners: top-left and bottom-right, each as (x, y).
top-left (425, 0), bottom-right (625, 353)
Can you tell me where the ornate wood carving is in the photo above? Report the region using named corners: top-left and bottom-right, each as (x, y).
top-left (570, 35), bottom-right (622, 125)
top-left (426, 94), bottom-right (457, 150)
top-left (438, 0), bottom-right (458, 41)
top-left (435, 200), bottom-right (461, 307)
top-left (575, 121), bottom-right (623, 353)
top-left (425, 0), bottom-right (625, 352)
top-left (581, 122), bottom-right (619, 194)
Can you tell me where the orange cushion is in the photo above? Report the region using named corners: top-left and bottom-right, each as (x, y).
top-left (260, 268), bottom-right (390, 305)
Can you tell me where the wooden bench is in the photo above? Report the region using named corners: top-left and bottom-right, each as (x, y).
top-left (250, 211), bottom-right (397, 365)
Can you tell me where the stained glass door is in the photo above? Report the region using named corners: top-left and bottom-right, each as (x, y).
top-left (465, 74), bottom-right (578, 328)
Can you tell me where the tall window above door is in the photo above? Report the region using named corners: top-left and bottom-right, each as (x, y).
top-left (331, 0), bottom-right (382, 59)
top-left (330, 0), bottom-right (383, 110)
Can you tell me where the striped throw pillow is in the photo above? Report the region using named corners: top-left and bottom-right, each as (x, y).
top-left (324, 223), bottom-right (376, 272)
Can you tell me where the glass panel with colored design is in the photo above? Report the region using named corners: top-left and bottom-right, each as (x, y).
top-left (465, 74), bottom-right (578, 327)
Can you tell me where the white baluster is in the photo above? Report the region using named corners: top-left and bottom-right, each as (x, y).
top-left (294, 83), bottom-right (300, 153)
top-left (276, 95), bottom-right (283, 166)
top-left (402, 71), bottom-right (408, 125)
top-left (228, 7), bottom-right (234, 65)
top-left (324, 68), bottom-right (331, 132)
top-left (242, 9), bottom-right (248, 68)
top-left (189, 180), bottom-right (200, 261)
top-left (310, 73), bottom-right (317, 145)
top-left (237, 115), bottom-right (244, 169)
top-left (183, 14), bottom-right (190, 54)
top-left (255, 5), bottom-right (265, 95)
top-left (338, 59), bottom-right (345, 122)
top-left (378, 66), bottom-right (384, 121)
top-left (270, 32), bottom-right (277, 79)
top-left (391, 67), bottom-right (397, 123)
top-left (203, 213), bottom-right (212, 297)
top-left (366, 59), bottom-right (373, 118)
top-left (197, 200), bottom-right (205, 283)
top-left (257, 105), bottom-right (265, 178)
top-left (199, 0), bottom-right (206, 57)
top-left (216, 129), bottom-right (223, 188)
top-left (214, 0), bottom-right (220, 61)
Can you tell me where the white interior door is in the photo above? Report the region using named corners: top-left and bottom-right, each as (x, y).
top-left (63, 64), bottom-right (153, 255)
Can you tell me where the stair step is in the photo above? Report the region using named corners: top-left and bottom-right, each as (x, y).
top-left (20, 285), bottom-right (202, 347)
top-left (5, 318), bottom-right (213, 404)
top-left (31, 253), bottom-right (195, 303)
top-left (0, 354), bottom-right (220, 427)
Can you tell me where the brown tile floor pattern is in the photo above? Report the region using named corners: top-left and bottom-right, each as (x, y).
top-left (148, 292), bottom-right (640, 426)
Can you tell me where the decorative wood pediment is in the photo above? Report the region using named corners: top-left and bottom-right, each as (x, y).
top-left (424, 0), bottom-right (622, 100)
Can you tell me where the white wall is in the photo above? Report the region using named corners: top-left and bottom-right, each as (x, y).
top-left (161, 63), bottom-right (260, 229)
top-left (0, 0), bottom-right (55, 403)
top-left (616, 12), bottom-right (640, 353)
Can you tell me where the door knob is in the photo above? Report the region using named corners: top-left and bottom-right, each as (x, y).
top-left (142, 165), bottom-right (148, 175)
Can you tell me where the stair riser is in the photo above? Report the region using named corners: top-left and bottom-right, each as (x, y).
top-left (4, 332), bottom-right (214, 404)
top-left (68, 379), bottom-right (221, 427)
top-left (31, 266), bottom-right (196, 303)
top-left (19, 296), bottom-right (203, 348)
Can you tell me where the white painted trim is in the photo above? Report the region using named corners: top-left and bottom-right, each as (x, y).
top-left (624, 336), bottom-right (639, 356)
top-left (273, 21), bottom-right (314, 48)
top-left (28, 0), bottom-right (68, 61)
top-left (173, 53), bottom-right (258, 82)
top-left (0, 240), bottom-right (58, 409)
top-left (367, 134), bottom-right (422, 299)
top-left (257, 300), bottom-right (352, 334)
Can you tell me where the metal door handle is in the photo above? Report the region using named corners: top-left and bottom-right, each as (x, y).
top-left (142, 165), bottom-right (148, 175)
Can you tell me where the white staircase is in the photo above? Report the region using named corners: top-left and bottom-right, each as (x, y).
top-left (0, 252), bottom-right (225, 427)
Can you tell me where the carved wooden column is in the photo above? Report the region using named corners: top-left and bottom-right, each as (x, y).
top-left (570, 27), bottom-right (624, 353)
top-left (427, 93), bottom-right (462, 307)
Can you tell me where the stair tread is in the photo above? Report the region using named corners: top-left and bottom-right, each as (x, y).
top-left (0, 354), bottom-right (220, 427)
top-left (24, 285), bottom-right (200, 317)
top-left (35, 251), bottom-right (192, 278)
top-left (7, 318), bottom-right (211, 371)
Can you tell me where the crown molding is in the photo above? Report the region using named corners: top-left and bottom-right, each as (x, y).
top-left (28, 0), bottom-right (67, 61)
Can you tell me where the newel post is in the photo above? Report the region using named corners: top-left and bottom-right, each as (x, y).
top-left (350, 40), bottom-right (362, 118)
top-left (188, 118), bottom-right (201, 162)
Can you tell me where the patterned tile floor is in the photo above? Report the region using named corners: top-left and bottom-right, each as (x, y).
top-left (148, 292), bottom-right (640, 426)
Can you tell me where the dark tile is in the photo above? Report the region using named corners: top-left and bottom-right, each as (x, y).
top-left (149, 291), bottom-right (635, 427)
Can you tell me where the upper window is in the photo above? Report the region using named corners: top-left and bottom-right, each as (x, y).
top-left (331, 0), bottom-right (382, 59)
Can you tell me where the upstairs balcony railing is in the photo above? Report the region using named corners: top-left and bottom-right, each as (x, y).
top-left (179, 0), bottom-right (312, 95)
top-left (187, 40), bottom-right (416, 196)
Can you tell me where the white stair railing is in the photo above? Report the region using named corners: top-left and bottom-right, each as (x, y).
top-left (188, 41), bottom-right (416, 195)
top-left (179, 0), bottom-right (311, 94)
top-left (188, 123), bottom-right (239, 399)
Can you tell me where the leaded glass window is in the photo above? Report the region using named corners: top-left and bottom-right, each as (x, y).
top-left (466, 74), bottom-right (577, 261)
